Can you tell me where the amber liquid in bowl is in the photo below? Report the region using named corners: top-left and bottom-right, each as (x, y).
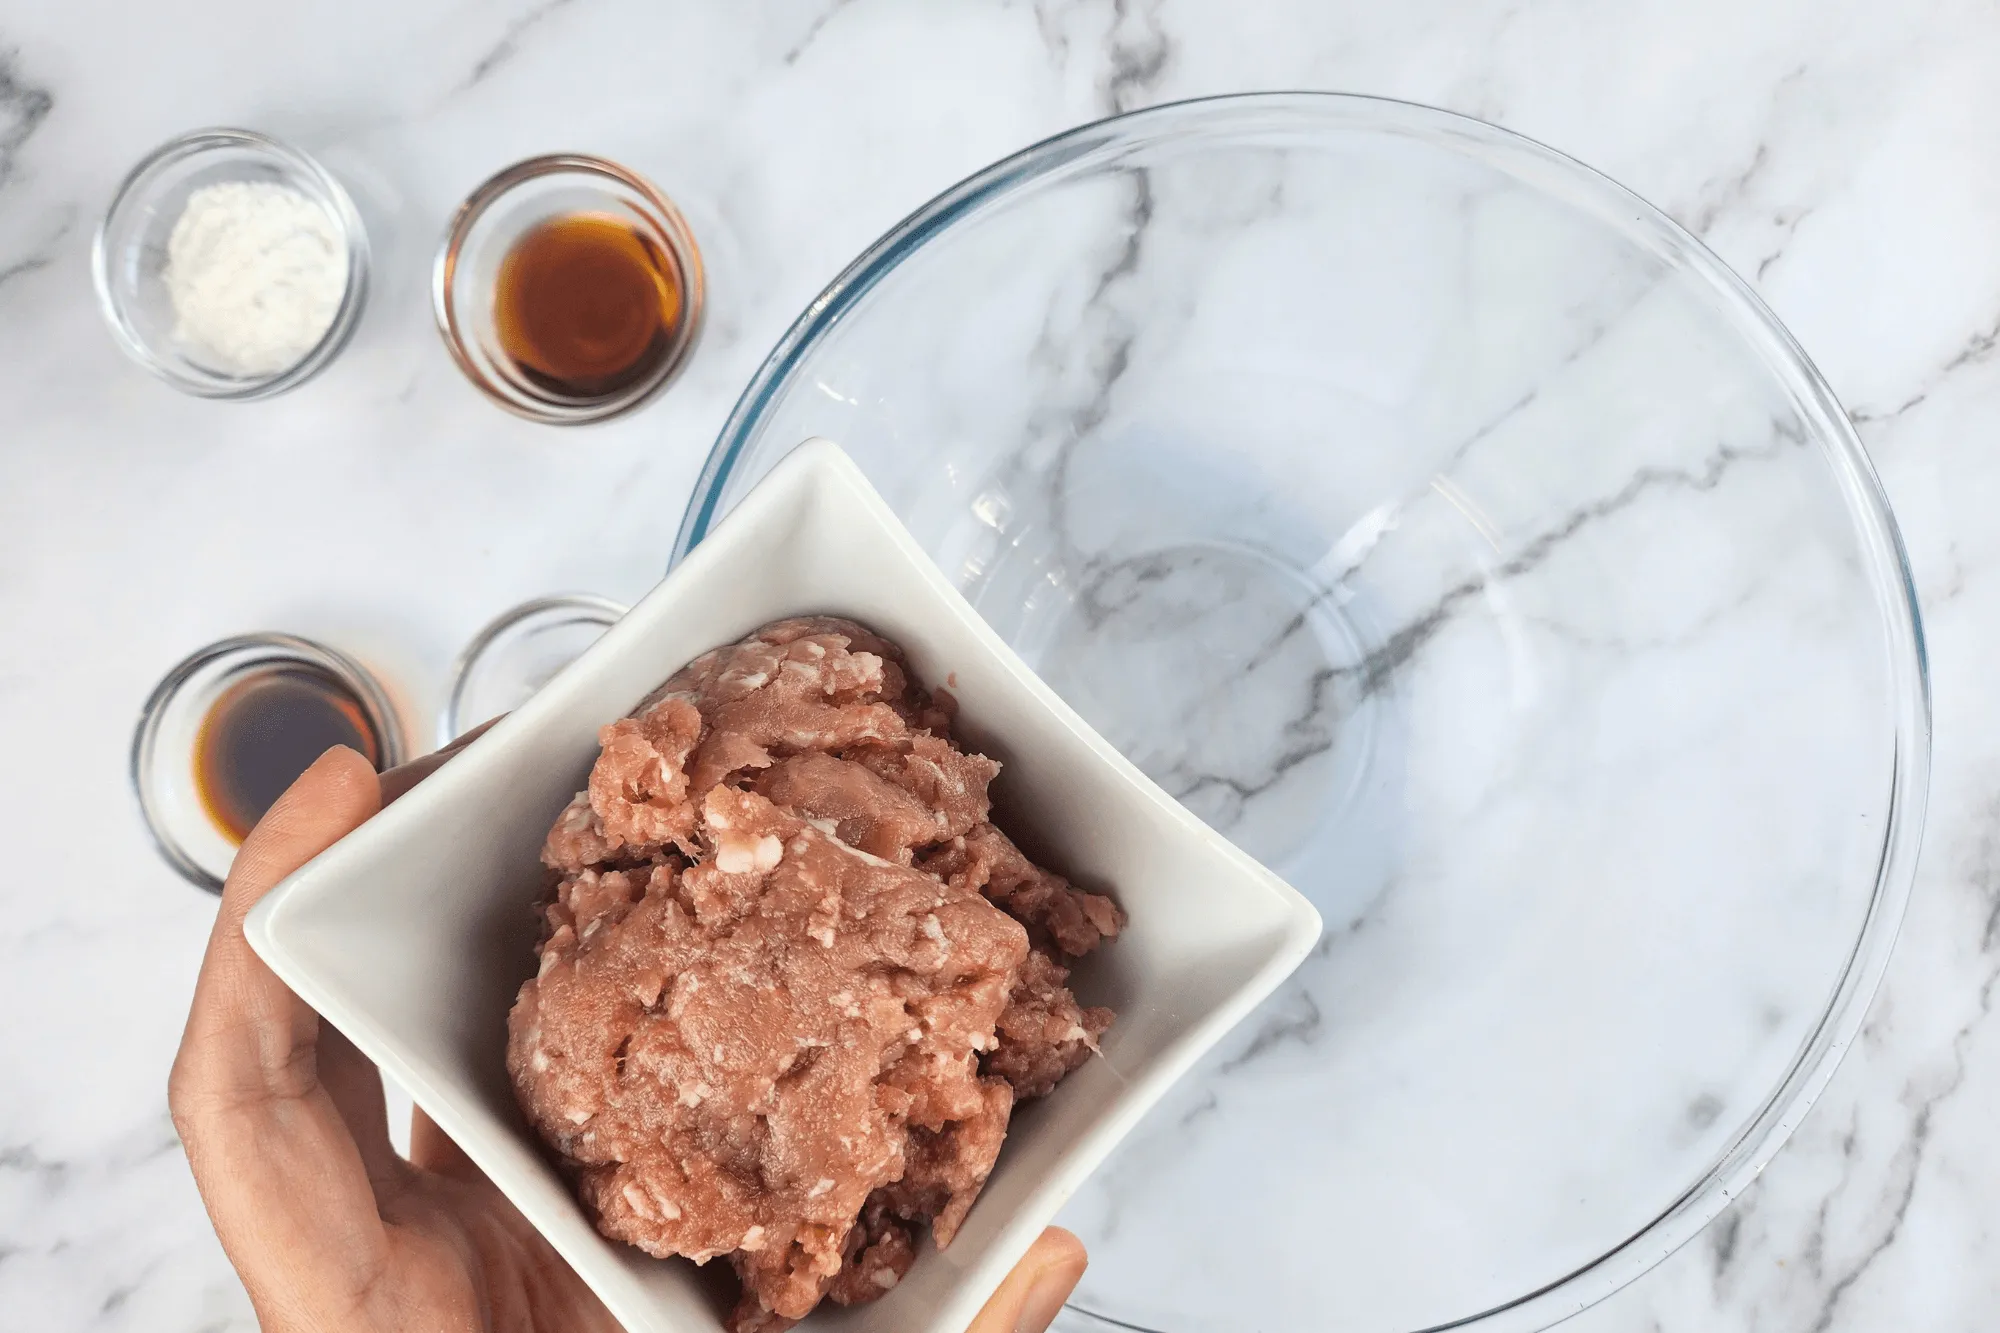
top-left (494, 214), bottom-right (684, 399)
top-left (196, 665), bottom-right (384, 842)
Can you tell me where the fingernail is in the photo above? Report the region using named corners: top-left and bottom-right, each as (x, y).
top-left (1014, 1261), bottom-right (1081, 1333)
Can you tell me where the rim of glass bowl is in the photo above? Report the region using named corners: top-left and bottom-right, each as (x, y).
top-left (90, 128), bottom-right (370, 400)
top-left (131, 632), bottom-right (406, 893)
top-left (430, 153), bottom-right (707, 425)
top-left (673, 91), bottom-right (1932, 1333)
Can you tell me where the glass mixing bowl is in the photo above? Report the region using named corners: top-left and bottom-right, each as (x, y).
top-left (675, 94), bottom-right (1928, 1333)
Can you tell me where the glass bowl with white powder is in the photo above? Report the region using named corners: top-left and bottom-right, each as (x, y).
top-left (93, 128), bottom-right (368, 398)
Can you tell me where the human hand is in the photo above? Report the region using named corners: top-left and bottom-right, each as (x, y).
top-left (170, 740), bottom-right (1088, 1333)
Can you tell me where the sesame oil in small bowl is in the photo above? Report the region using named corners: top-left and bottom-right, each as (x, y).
top-left (434, 155), bottom-right (703, 424)
top-left (494, 214), bottom-right (683, 400)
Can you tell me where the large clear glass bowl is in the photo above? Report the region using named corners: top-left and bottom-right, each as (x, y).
top-left (674, 94), bottom-right (1928, 1333)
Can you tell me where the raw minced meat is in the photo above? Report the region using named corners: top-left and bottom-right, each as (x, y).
top-left (508, 618), bottom-right (1122, 1331)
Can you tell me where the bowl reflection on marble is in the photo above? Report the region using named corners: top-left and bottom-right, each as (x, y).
top-left (676, 94), bottom-right (1929, 1333)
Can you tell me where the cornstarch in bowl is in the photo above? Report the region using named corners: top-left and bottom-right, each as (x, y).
top-left (165, 180), bottom-right (348, 377)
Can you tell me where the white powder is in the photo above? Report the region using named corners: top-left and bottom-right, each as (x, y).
top-left (164, 181), bottom-right (348, 377)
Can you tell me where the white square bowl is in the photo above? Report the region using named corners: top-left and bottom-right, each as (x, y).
top-left (246, 439), bottom-right (1322, 1333)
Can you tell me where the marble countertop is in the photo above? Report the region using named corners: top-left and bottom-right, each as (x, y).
top-left (3, 1), bottom-right (1997, 1329)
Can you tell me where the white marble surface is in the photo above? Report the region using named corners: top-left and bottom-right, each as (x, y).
top-left (2, 2), bottom-right (1997, 1330)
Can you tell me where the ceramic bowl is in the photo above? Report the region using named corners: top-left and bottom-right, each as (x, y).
top-left (245, 440), bottom-right (1321, 1333)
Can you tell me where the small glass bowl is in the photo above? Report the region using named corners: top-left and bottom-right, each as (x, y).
top-left (132, 634), bottom-right (405, 892)
top-left (438, 593), bottom-right (626, 744)
top-left (432, 154), bottom-right (704, 424)
top-left (92, 128), bottom-right (369, 399)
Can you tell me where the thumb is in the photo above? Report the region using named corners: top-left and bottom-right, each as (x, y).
top-left (967, 1228), bottom-right (1087, 1333)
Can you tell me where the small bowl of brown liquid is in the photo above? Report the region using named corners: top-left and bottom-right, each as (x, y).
top-left (132, 634), bottom-right (405, 891)
top-left (433, 154), bottom-right (704, 424)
